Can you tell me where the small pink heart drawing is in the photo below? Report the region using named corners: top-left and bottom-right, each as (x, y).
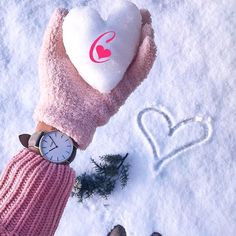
top-left (96, 45), bottom-right (112, 59)
top-left (137, 106), bottom-right (212, 174)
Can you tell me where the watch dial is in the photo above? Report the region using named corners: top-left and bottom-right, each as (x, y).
top-left (39, 131), bottom-right (74, 163)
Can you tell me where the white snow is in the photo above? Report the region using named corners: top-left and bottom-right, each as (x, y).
top-left (0, 0), bottom-right (236, 236)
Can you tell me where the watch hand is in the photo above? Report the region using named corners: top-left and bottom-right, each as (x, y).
top-left (50, 141), bottom-right (54, 147)
top-left (44, 146), bottom-right (58, 155)
top-left (49, 146), bottom-right (58, 152)
top-left (48, 135), bottom-right (57, 147)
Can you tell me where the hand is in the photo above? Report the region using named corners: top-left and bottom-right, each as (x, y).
top-left (33, 8), bottom-right (157, 150)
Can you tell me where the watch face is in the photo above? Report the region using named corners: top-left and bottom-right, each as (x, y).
top-left (39, 130), bottom-right (74, 164)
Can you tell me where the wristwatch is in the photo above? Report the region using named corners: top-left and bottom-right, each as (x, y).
top-left (19, 130), bottom-right (77, 165)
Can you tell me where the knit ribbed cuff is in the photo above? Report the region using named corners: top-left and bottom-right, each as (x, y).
top-left (0, 148), bottom-right (76, 236)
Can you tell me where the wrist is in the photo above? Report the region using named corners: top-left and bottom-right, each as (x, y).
top-left (35, 121), bottom-right (57, 132)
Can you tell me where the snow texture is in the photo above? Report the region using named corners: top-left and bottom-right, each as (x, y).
top-left (0, 0), bottom-right (235, 236)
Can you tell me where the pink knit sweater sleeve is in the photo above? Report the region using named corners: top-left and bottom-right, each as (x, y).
top-left (0, 148), bottom-right (76, 236)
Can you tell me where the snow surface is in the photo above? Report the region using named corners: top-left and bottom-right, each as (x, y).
top-left (0, 0), bottom-right (236, 235)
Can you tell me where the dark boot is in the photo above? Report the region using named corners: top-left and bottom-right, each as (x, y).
top-left (107, 225), bottom-right (126, 236)
top-left (151, 233), bottom-right (162, 236)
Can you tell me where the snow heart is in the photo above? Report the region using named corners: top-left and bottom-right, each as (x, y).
top-left (62, 1), bottom-right (142, 93)
top-left (137, 106), bottom-right (212, 174)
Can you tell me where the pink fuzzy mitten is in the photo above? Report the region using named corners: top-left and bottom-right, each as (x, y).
top-left (33, 8), bottom-right (157, 150)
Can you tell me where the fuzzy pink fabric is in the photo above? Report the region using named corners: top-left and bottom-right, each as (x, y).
top-left (0, 148), bottom-right (76, 236)
top-left (33, 8), bottom-right (157, 150)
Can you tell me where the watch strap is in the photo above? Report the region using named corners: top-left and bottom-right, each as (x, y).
top-left (19, 134), bottom-right (31, 148)
top-left (19, 132), bottom-right (44, 148)
top-left (28, 131), bottom-right (44, 148)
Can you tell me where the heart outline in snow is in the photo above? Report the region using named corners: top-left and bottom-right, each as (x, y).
top-left (137, 106), bottom-right (213, 173)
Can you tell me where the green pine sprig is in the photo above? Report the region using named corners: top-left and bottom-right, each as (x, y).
top-left (71, 153), bottom-right (130, 202)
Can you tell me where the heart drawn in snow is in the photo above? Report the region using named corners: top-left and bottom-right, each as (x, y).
top-left (96, 45), bottom-right (111, 59)
top-left (137, 106), bottom-right (212, 173)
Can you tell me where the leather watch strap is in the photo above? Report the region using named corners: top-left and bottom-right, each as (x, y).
top-left (28, 131), bottom-right (44, 148)
top-left (19, 134), bottom-right (31, 148)
top-left (19, 132), bottom-right (44, 155)
top-left (19, 132), bottom-right (44, 149)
